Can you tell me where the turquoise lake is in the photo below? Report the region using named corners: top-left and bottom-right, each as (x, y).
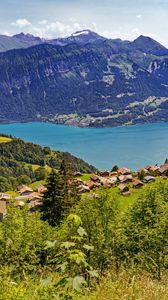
top-left (0, 122), bottom-right (168, 170)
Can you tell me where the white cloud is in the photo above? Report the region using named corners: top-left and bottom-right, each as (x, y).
top-left (100, 27), bottom-right (159, 42)
top-left (91, 22), bottom-right (98, 31)
top-left (136, 14), bottom-right (142, 20)
top-left (14, 20), bottom-right (97, 38)
top-left (132, 27), bottom-right (141, 35)
top-left (11, 18), bottom-right (31, 28)
top-left (9, 19), bottom-right (151, 42)
top-left (38, 20), bottom-right (48, 25)
top-left (69, 17), bottom-right (77, 23)
top-left (2, 31), bottom-right (10, 36)
top-left (73, 22), bottom-right (81, 30)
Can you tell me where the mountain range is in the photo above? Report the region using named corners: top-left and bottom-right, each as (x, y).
top-left (0, 30), bottom-right (168, 127)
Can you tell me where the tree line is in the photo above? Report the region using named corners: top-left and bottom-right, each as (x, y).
top-left (0, 136), bottom-right (96, 191)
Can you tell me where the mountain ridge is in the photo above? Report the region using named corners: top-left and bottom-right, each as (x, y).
top-left (0, 31), bottom-right (168, 127)
top-left (1, 30), bottom-right (167, 53)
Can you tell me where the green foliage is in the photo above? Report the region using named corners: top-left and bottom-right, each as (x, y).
top-left (35, 166), bottom-right (48, 180)
top-left (0, 175), bottom-right (168, 298)
top-left (17, 174), bottom-right (31, 185)
top-left (123, 182), bottom-right (168, 279)
top-left (0, 203), bottom-right (54, 272)
top-left (0, 176), bottom-right (11, 192)
top-left (138, 169), bottom-right (146, 181)
top-left (46, 214), bottom-right (98, 298)
top-left (41, 162), bottom-right (81, 226)
top-left (0, 136), bottom-right (96, 191)
top-left (78, 269), bottom-right (168, 300)
top-left (77, 191), bottom-right (119, 273)
top-left (111, 165), bottom-right (119, 172)
top-left (60, 160), bottom-right (81, 211)
top-left (40, 169), bottom-right (65, 226)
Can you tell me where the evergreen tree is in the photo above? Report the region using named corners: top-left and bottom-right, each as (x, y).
top-left (59, 159), bottom-right (70, 199)
top-left (59, 159), bottom-right (81, 213)
top-left (40, 162), bottom-right (81, 226)
top-left (40, 169), bottom-right (65, 226)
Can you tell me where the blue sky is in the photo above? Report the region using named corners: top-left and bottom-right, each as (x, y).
top-left (1, 0), bottom-right (168, 46)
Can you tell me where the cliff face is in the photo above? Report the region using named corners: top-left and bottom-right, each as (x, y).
top-left (0, 34), bottom-right (168, 126)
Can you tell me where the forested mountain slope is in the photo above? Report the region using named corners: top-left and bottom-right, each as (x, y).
top-left (0, 135), bottom-right (96, 190)
top-left (0, 32), bottom-right (168, 126)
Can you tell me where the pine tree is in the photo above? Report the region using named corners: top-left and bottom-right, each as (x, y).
top-left (40, 162), bottom-right (81, 226)
top-left (59, 159), bottom-right (81, 213)
top-left (40, 169), bottom-right (65, 226)
top-left (59, 159), bottom-right (71, 200)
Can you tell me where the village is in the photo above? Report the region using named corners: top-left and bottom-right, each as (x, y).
top-left (78, 161), bottom-right (168, 192)
top-left (0, 162), bottom-right (168, 221)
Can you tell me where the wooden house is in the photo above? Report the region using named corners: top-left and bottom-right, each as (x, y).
top-left (119, 184), bottom-right (130, 195)
top-left (18, 185), bottom-right (33, 196)
top-left (132, 180), bottom-right (144, 189)
top-left (117, 167), bottom-right (131, 175)
top-left (35, 184), bottom-right (47, 194)
top-left (144, 176), bottom-right (156, 183)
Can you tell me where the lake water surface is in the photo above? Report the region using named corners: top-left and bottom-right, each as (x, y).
top-left (0, 122), bottom-right (168, 170)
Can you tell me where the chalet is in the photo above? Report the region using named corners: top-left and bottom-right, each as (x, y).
top-left (15, 192), bottom-right (42, 202)
top-left (35, 184), bottom-right (47, 194)
top-left (158, 164), bottom-right (168, 176)
top-left (119, 184), bottom-right (130, 194)
top-left (14, 200), bottom-right (25, 208)
top-left (148, 166), bottom-right (159, 174)
top-left (0, 193), bottom-right (11, 201)
top-left (137, 168), bottom-right (149, 175)
top-left (144, 176), bottom-right (156, 183)
top-left (132, 180), bottom-right (144, 189)
top-left (119, 174), bottom-right (133, 183)
top-left (99, 177), bottom-right (111, 187)
top-left (100, 170), bottom-right (110, 177)
top-left (73, 171), bottom-right (82, 177)
top-left (117, 167), bottom-right (131, 175)
top-left (108, 176), bottom-right (118, 185)
top-left (110, 171), bottom-right (118, 176)
top-left (18, 185), bottom-right (33, 196)
top-left (0, 200), bottom-right (7, 221)
top-left (145, 165), bottom-right (152, 171)
top-left (84, 180), bottom-right (100, 190)
top-left (90, 174), bottom-right (101, 182)
top-left (28, 192), bottom-right (42, 201)
top-left (78, 185), bottom-right (90, 193)
top-left (28, 200), bottom-right (42, 212)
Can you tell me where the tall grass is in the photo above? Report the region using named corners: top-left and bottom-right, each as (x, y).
top-left (80, 270), bottom-right (168, 300)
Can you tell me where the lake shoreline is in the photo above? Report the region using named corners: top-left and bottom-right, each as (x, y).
top-left (0, 117), bottom-right (166, 130)
top-left (0, 121), bottom-right (168, 171)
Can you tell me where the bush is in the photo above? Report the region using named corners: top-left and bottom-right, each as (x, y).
top-left (123, 182), bottom-right (168, 279)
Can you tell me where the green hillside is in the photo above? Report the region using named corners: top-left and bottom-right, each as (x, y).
top-left (0, 178), bottom-right (168, 299)
top-left (0, 135), bottom-right (96, 191)
top-left (0, 135), bottom-right (167, 299)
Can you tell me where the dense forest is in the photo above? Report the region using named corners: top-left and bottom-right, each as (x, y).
top-left (0, 160), bottom-right (168, 299)
top-left (0, 135), bottom-right (96, 191)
